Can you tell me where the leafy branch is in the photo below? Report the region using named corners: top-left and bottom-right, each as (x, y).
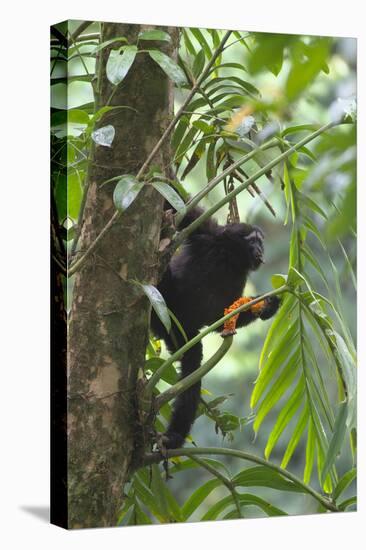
top-left (143, 446), bottom-right (340, 512)
top-left (68, 31), bottom-right (232, 277)
top-left (146, 285), bottom-right (288, 392)
top-left (170, 121), bottom-right (337, 253)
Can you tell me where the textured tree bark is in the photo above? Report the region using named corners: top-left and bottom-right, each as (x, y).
top-left (67, 22), bottom-right (179, 529)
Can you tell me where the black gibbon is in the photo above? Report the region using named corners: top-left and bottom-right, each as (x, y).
top-left (151, 206), bottom-right (280, 449)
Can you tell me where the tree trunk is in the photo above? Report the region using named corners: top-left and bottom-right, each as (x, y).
top-left (67, 22), bottom-right (179, 529)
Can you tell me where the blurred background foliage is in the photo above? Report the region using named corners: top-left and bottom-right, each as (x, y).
top-left (51, 22), bottom-right (356, 524)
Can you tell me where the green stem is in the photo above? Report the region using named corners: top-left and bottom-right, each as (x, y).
top-left (190, 456), bottom-right (243, 518)
top-left (154, 336), bottom-right (233, 410)
top-left (172, 121), bottom-right (336, 251)
top-left (143, 447), bottom-right (340, 512)
top-left (147, 285), bottom-right (288, 391)
top-left (175, 137), bottom-right (278, 225)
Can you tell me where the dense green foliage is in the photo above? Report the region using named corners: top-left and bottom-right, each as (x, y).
top-left (51, 22), bottom-right (356, 524)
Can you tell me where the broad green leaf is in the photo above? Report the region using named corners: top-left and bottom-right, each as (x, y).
top-left (271, 273), bottom-right (287, 289)
top-left (174, 126), bottom-right (200, 163)
top-left (206, 140), bottom-right (217, 181)
top-left (151, 181), bottom-right (186, 214)
top-left (201, 494), bottom-right (237, 521)
top-left (182, 479), bottom-right (221, 520)
top-left (182, 29), bottom-right (196, 56)
top-left (258, 293), bottom-right (297, 370)
top-left (333, 468), bottom-right (356, 501)
top-left (321, 401), bottom-right (348, 484)
top-left (181, 139), bottom-right (207, 180)
top-left (106, 45), bottom-right (138, 85)
top-left (332, 331), bottom-right (356, 430)
top-left (287, 266), bottom-right (305, 288)
top-left (282, 124), bottom-right (319, 137)
top-left (113, 175), bottom-right (144, 212)
top-left (298, 192), bottom-right (328, 219)
top-left (168, 309), bottom-right (188, 343)
top-left (149, 50), bottom-right (187, 85)
top-left (281, 404), bottom-right (309, 468)
top-left (117, 502), bottom-right (135, 526)
top-left (249, 33), bottom-right (293, 75)
top-left (145, 357), bottom-right (177, 385)
top-left (286, 38), bottom-right (331, 99)
top-left (303, 419), bottom-right (316, 484)
top-left (233, 466), bottom-right (305, 493)
top-left (252, 322), bottom-right (299, 408)
top-left (192, 48), bottom-right (206, 78)
top-left (253, 353), bottom-right (300, 432)
top-left (190, 28), bottom-right (212, 58)
top-left (265, 376), bottom-right (305, 459)
top-left (139, 283), bottom-right (171, 334)
top-left (134, 502), bottom-right (152, 525)
top-left (169, 457), bottom-right (231, 477)
top-left (134, 474), bottom-right (166, 521)
top-left (338, 496), bottom-right (357, 511)
top-left (138, 30), bottom-right (171, 42)
top-left (150, 464), bottom-right (171, 521)
top-left (192, 120), bottom-right (215, 134)
top-left (93, 36), bottom-right (128, 53)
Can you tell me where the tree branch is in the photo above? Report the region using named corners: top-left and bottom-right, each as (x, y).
top-left (171, 121), bottom-right (337, 253)
top-left (146, 285), bottom-right (289, 391)
top-left (143, 447), bottom-right (340, 513)
top-left (154, 336), bottom-right (233, 411)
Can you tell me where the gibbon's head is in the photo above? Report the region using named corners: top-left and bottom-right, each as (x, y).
top-left (222, 223), bottom-right (265, 271)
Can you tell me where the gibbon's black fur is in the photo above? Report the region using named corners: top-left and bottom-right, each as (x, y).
top-left (151, 206), bottom-right (280, 449)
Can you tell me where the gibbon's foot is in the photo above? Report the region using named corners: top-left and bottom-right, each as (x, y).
top-left (221, 327), bottom-right (237, 338)
top-left (154, 431), bottom-right (185, 455)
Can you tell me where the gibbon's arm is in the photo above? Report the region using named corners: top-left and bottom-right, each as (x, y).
top-left (221, 295), bottom-right (280, 337)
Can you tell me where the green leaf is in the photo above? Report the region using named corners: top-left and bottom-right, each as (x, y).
top-left (321, 401), bottom-right (348, 484)
top-left (253, 352), bottom-right (299, 432)
top-left (182, 479), bottom-right (221, 520)
top-left (233, 466), bottom-right (305, 493)
top-left (298, 193), bottom-right (328, 219)
top-left (190, 28), bottom-right (212, 59)
top-left (145, 357), bottom-right (177, 385)
top-left (303, 419), bottom-right (316, 484)
top-left (271, 273), bottom-right (287, 289)
top-left (168, 309), bottom-right (188, 343)
top-left (192, 49), bottom-right (206, 78)
top-left (249, 33), bottom-right (293, 76)
top-left (169, 457), bottom-right (231, 477)
top-left (265, 376), bottom-right (305, 459)
top-left (251, 322), bottom-right (299, 408)
top-left (148, 50), bottom-right (187, 85)
top-left (151, 181), bottom-right (186, 214)
top-left (106, 45), bottom-right (138, 85)
top-left (286, 38), bottom-right (331, 99)
top-left (113, 175), bottom-right (144, 212)
top-left (333, 468), bottom-right (356, 501)
top-left (281, 404), bottom-right (309, 468)
top-left (338, 496), bottom-right (357, 511)
top-left (282, 124), bottom-right (319, 137)
top-left (93, 36), bottom-right (128, 53)
top-left (138, 30), bottom-right (171, 42)
top-left (139, 283), bottom-right (171, 334)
